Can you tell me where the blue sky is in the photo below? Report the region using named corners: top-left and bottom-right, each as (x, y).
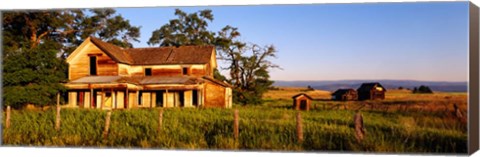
top-left (116, 2), bottom-right (469, 82)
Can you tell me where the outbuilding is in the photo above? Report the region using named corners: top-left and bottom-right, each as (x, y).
top-left (292, 93), bottom-right (313, 111)
top-left (331, 89), bottom-right (358, 101)
top-left (357, 82), bottom-right (386, 100)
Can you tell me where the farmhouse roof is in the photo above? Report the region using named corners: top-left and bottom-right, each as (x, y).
top-left (357, 82), bottom-right (387, 92)
top-left (89, 37), bottom-right (214, 65)
top-left (292, 93), bottom-right (313, 100)
top-left (331, 89), bottom-right (356, 96)
top-left (90, 37), bottom-right (134, 64)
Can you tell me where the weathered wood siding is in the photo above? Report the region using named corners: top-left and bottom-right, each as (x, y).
top-left (165, 91), bottom-right (174, 107)
top-left (184, 90), bottom-right (193, 107)
top-left (128, 92), bottom-right (137, 108)
top-left (118, 64), bottom-right (129, 76)
top-left (204, 82), bottom-right (226, 108)
top-left (116, 91), bottom-right (125, 109)
top-left (69, 42), bottom-right (119, 80)
top-left (84, 91), bottom-right (90, 108)
top-left (225, 87), bottom-right (232, 108)
top-left (141, 92), bottom-right (152, 108)
top-left (68, 92), bottom-right (77, 107)
top-left (124, 64), bottom-right (206, 76)
top-left (293, 95), bottom-right (311, 111)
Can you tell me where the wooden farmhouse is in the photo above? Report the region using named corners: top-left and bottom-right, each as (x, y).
top-left (64, 37), bottom-right (233, 109)
top-left (356, 82), bottom-right (386, 101)
top-left (331, 89), bottom-right (358, 101)
top-left (292, 93), bottom-right (312, 111)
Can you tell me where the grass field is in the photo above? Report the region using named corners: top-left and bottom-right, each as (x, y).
top-left (2, 87), bottom-right (468, 153)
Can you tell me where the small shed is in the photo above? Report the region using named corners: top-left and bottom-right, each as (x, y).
top-left (331, 89), bottom-right (358, 101)
top-left (292, 93), bottom-right (313, 111)
top-left (357, 82), bottom-right (386, 101)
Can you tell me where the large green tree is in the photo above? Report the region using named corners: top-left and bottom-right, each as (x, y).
top-left (2, 9), bottom-right (140, 108)
top-left (3, 9), bottom-right (140, 57)
top-left (147, 9), bottom-right (215, 47)
top-left (148, 9), bottom-right (279, 105)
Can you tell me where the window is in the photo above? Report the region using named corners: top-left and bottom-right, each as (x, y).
top-left (77, 91), bottom-right (84, 107)
top-left (182, 67), bottom-right (188, 75)
top-left (89, 56), bottom-right (97, 75)
top-left (155, 91), bottom-right (164, 107)
top-left (192, 90), bottom-right (198, 106)
top-left (145, 68), bottom-right (152, 76)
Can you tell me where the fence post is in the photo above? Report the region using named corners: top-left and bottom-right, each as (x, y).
top-left (234, 109), bottom-right (239, 140)
top-left (296, 112), bottom-right (303, 143)
top-left (55, 93), bottom-right (61, 131)
top-left (103, 111), bottom-right (112, 139)
top-left (6, 106), bottom-right (11, 129)
top-left (157, 109), bottom-right (163, 132)
top-left (55, 104), bottom-right (61, 131)
top-left (354, 111), bottom-right (365, 142)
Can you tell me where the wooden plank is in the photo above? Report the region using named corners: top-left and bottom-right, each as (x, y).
top-left (296, 112), bottom-right (303, 143)
top-left (6, 106), bottom-right (11, 129)
top-left (151, 92), bottom-right (156, 108)
top-left (117, 91), bottom-right (125, 109)
top-left (103, 111), bottom-right (112, 139)
top-left (234, 109), bottom-right (239, 140)
top-left (68, 92), bottom-right (77, 107)
top-left (55, 105), bottom-right (61, 131)
top-left (85, 91), bottom-right (91, 109)
top-left (184, 90), bottom-right (193, 107)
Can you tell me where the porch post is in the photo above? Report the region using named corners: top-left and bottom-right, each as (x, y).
top-left (125, 88), bottom-right (129, 109)
top-left (90, 87), bottom-right (94, 109)
top-left (101, 89), bottom-right (105, 109)
top-left (136, 90), bottom-right (140, 107)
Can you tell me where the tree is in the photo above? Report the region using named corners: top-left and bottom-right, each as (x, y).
top-left (232, 44), bottom-right (279, 105)
top-left (2, 9), bottom-right (140, 108)
top-left (3, 9), bottom-right (141, 58)
top-left (147, 9), bottom-right (215, 47)
top-left (412, 85), bottom-right (433, 94)
top-left (3, 44), bottom-right (67, 108)
top-left (148, 9), bottom-right (279, 105)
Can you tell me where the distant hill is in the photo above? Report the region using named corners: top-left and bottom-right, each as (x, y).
top-left (273, 80), bottom-right (467, 92)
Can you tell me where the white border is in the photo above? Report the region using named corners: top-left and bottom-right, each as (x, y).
top-left (0, 0), bottom-right (470, 10)
top-left (1, 0), bottom-right (478, 157)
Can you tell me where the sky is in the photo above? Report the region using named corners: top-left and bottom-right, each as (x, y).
top-left (115, 1), bottom-right (469, 82)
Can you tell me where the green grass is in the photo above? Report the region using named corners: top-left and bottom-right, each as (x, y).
top-left (2, 105), bottom-right (467, 153)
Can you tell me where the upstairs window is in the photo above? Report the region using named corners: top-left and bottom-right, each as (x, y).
top-left (182, 67), bottom-right (189, 75)
top-left (145, 68), bottom-right (152, 76)
top-left (89, 56), bottom-right (97, 75)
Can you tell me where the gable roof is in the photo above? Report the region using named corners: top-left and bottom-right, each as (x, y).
top-left (70, 37), bottom-right (215, 65)
top-left (126, 46), bottom-right (214, 65)
top-left (292, 93), bottom-right (313, 100)
top-left (331, 89), bottom-right (356, 96)
top-left (357, 82), bottom-right (387, 92)
top-left (90, 37), bottom-right (134, 64)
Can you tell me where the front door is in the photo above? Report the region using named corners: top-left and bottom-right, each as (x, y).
top-left (104, 92), bottom-right (112, 108)
top-left (300, 100), bottom-right (307, 110)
